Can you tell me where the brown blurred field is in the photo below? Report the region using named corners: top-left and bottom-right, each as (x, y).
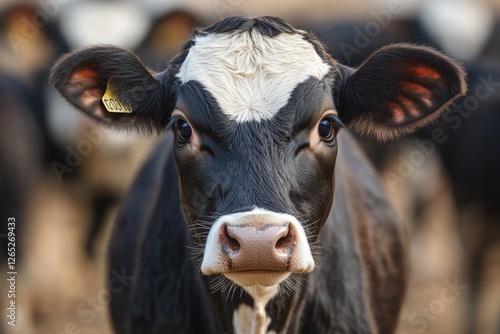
top-left (1, 0), bottom-right (499, 333)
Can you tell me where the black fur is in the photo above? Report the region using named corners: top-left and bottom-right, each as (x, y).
top-left (203, 16), bottom-right (296, 37)
top-left (109, 131), bottom-right (406, 333)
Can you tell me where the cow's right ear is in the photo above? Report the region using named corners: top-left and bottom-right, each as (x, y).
top-left (50, 46), bottom-right (170, 132)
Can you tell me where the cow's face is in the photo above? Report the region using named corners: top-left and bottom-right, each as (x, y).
top-left (50, 16), bottom-right (466, 297)
top-left (171, 29), bottom-right (341, 286)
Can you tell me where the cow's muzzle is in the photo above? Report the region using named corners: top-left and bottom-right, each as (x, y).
top-left (200, 208), bottom-right (315, 287)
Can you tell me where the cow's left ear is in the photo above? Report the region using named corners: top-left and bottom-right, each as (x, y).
top-left (50, 46), bottom-right (170, 133)
top-left (335, 43), bottom-right (467, 141)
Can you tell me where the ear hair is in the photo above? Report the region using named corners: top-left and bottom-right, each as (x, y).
top-left (50, 46), bottom-right (169, 133)
top-left (334, 43), bottom-right (467, 141)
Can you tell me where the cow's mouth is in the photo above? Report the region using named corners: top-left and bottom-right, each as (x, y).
top-left (224, 271), bottom-right (291, 287)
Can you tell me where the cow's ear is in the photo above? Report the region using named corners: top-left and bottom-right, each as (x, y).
top-left (336, 43), bottom-right (467, 141)
top-left (50, 46), bottom-right (170, 133)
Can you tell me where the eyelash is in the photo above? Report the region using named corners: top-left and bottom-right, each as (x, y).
top-left (166, 116), bottom-right (181, 130)
top-left (325, 114), bottom-right (346, 129)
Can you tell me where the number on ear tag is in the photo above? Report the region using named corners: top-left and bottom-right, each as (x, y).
top-left (101, 79), bottom-right (133, 113)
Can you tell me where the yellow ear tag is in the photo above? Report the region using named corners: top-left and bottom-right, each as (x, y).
top-left (101, 80), bottom-right (133, 113)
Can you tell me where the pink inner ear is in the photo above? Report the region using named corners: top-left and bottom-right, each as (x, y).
top-left (69, 69), bottom-right (107, 118)
top-left (399, 95), bottom-right (421, 118)
top-left (402, 82), bottom-right (433, 107)
top-left (388, 101), bottom-right (406, 123)
top-left (72, 69), bottom-right (99, 82)
top-left (412, 66), bottom-right (442, 80)
top-left (81, 87), bottom-right (103, 108)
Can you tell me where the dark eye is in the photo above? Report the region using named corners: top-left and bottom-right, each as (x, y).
top-left (318, 117), bottom-right (335, 141)
top-left (176, 119), bottom-right (192, 143)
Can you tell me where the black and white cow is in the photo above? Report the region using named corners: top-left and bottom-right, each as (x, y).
top-left (50, 16), bottom-right (466, 334)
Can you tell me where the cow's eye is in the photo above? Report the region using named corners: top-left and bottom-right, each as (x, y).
top-left (318, 117), bottom-right (335, 141)
top-left (176, 119), bottom-right (192, 143)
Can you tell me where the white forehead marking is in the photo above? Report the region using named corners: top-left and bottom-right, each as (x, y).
top-left (176, 30), bottom-right (331, 123)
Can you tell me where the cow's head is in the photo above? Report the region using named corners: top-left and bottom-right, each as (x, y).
top-left (50, 16), bottom-right (465, 300)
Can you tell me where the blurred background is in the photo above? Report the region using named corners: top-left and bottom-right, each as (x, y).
top-left (0, 0), bottom-right (499, 333)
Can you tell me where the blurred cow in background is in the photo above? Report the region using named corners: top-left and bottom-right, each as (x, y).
top-left (0, 2), bottom-right (199, 332)
top-left (0, 2), bottom-right (60, 269)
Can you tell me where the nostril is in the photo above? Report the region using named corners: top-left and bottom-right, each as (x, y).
top-left (275, 233), bottom-right (291, 249)
top-left (222, 224), bottom-right (240, 252)
top-left (275, 222), bottom-right (294, 250)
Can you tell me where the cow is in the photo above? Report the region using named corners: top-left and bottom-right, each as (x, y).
top-left (0, 73), bottom-right (42, 263)
top-left (49, 16), bottom-right (466, 334)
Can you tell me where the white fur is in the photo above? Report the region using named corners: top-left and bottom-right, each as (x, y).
top-left (233, 303), bottom-right (277, 334)
top-left (176, 30), bottom-right (330, 122)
